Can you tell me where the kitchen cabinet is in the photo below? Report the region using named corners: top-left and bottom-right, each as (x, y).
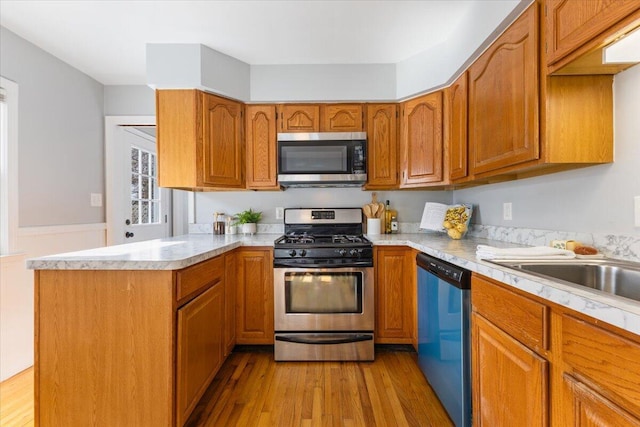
top-left (468, 5), bottom-right (539, 176)
top-left (235, 248), bottom-right (274, 344)
top-left (374, 246), bottom-right (415, 345)
top-left (472, 271), bottom-right (640, 426)
top-left (545, 0), bottom-right (640, 74)
top-left (400, 91), bottom-right (444, 188)
top-left (278, 104), bottom-right (320, 132)
top-left (561, 314), bottom-right (640, 425)
top-left (471, 274), bottom-right (549, 427)
top-left (320, 104), bottom-right (364, 131)
top-left (176, 282), bottom-right (224, 427)
top-left (365, 104), bottom-right (399, 189)
top-left (445, 72), bottom-right (468, 183)
top-left (156, 89), bottom-right (245, 190)
top-left (468, 4), bottom-right (614, 181)
top-left (245, 105), bottom-right (279, 190)
top-left (224, 252), bottom-right (237, 356)
top-left (34, 254), bottom-right (230, 426)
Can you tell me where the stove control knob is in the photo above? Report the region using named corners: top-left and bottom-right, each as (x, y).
top-left (288, 249), bottom-right (297, 257)
top-left (349, 249), bottom-right (360, 257)
top-left (299, 249), bottom-right (307, 257)
top-left (338, 249), bottom-right (347, 256)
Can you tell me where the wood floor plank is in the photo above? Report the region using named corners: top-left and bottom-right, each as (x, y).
top-left (1, 351), bottom-right (453, 427)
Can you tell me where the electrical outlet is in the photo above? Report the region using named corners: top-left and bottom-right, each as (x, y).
top-left (503, 202), bottom-right (513, 221)
top-left (90, 193), bottom-right (103, 207)
top-left (635, 196), bottom-right (640, 227)
top-left (275, 207), bottom-right (284, 220)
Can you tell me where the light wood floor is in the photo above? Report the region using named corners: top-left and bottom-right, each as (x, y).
top-left (186, 348), bottom-right (452, 426)
top-left (0, 368), bottom-right (33, 427)
top-left (0, 350), bottom-right (452, 427)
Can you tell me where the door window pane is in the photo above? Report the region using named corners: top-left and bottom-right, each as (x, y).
top-left (130, 145), bottom-right (161, 225)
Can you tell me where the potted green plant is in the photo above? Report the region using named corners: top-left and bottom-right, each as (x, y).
top-left (234, 208), bottom-right (262, 235)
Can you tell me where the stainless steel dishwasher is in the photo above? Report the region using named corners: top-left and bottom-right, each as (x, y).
top-left (417, 253), bottom-right (472, 427)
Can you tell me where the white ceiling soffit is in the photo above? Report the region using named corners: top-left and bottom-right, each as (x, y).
top-left (1, 0), bottom-right (523, 86)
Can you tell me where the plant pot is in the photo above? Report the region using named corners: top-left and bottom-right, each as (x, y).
top-left (241, 223), bottom-right (257, 235)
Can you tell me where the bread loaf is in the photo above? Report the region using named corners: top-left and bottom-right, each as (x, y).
top-left (574, 245), bottom-right (598, 255)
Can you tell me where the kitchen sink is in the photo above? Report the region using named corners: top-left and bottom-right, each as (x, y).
top-left (486, 259), bottom-right (640, 303)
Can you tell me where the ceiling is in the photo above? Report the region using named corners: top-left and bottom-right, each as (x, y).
top-left (1, 1), bottom-right (518, 86)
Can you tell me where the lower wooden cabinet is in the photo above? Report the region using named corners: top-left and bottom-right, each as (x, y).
top-left (564, 374), bottom-right (640, 426)
top-left (374, 246), bottom-right (415, 344)
top-left (472, 312), bottom-right (548, 426)
top-left (176, 282), bottom-right (224, 427)
top-left (235, 247), bottom-right (274, 344)
top-left (224, 251), bottom-right (237, 356)
top-left (472, 272), bottom-right (640, 426)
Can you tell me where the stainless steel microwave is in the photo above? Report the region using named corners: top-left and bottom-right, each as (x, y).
top-left (277, 132), bottom-right (367, 187)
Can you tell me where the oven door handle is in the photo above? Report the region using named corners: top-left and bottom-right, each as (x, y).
top-left (273, 261), bottom-right (373, 268)
top-left (275, 334), bottom-right (373, 345)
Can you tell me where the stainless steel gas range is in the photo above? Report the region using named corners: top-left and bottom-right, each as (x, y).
top-left (273, 208), bottom-right (374, 361)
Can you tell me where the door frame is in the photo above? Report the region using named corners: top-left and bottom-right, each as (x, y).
top-left (105, 116), bottom-right (187, 245)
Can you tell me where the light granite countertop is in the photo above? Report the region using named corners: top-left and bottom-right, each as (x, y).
top-left (27, 232), bottom-right (640, 336)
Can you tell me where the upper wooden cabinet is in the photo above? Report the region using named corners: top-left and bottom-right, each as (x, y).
top-left (400, 91), bottom-right (444, 188)
top-left (545, 0), bottom-right (640, 74)
top-left (365, 104), bottom-right (398, 189)
top-left (321, 104), bottom-right (364, 132)
top-left (468, 5), bottom-right (539, 176)
top-left (467, 3), bottom-right (613, 181)
top-left (245, 105), bottom-right (279, 190)
top-left (278, 104), bottom-right (320, 132)
top-left (156, 90), bottom-right (244, 190)
top-left (445, 72), bottom-right (468, 182)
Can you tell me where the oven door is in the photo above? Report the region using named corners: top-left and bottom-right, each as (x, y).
top-left (274, 266), bottom-right (374, 332)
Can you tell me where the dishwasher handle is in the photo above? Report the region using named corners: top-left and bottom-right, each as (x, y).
top-left (417, 252), bottom-right (471, 290)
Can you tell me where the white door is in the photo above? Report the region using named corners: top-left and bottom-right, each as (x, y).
top-left (105, 117), bottom-right (171, 245)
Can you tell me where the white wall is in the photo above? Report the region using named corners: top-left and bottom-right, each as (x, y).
top-left (454, 64), bottom-right (640, 236)
top-left (194, 188), bottom-right (452, 225)
top-left (0, 27), bottom-right (105, 227)
top-left (0, 26), bottom-right (108, 381)
top-left (396, 0), bottom-right (524, 99)
top-left (250, 64), bottom-right (396, 102)
top-left (104, 85), bottom-right (156, 116)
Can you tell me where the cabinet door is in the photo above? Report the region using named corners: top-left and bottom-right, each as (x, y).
top-left (320, 104), bottom-right (364, 131)
top-left (472, 312), bottom-right (548, 427)
top-left (564, 375), bottom-right (640, 426)
top-left (545, 0), bottom-right (640, 66)
top-left (245, 105), bottom-right (279, 190)
top-left (468, 5), bottom-right (539, 176)
top-left (375, 247), bottom-right (414, 344)
top-left (224, 252), bottom-right (237, 356)
top-left (366, 104), bottom-right (398, 189)
top-left (400, 91), bottom-right (444, 187)
top-left (176, 283), bottom-right (224, 427)
top-left (278, 105), bottom-right (320, 132)
top-left (156, 89), bottom-right (200, 189)
top-left (202, 93), bottom-right (244, 188)
top-left (235, 249), bottom-right (274, 344)
top-left (446, 72), bottom-right (468, 182)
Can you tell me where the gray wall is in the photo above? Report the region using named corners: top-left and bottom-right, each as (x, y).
top-left (454, 64), bottom-right (640, 236)
top-left (194, 189), bottom-right (452, 225)
top-left (104, 85), bottom-right (155, 116)
top-left (0, 27), bottom-right (105, 227)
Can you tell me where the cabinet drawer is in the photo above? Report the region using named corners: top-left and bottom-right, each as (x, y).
top-left (562, 315), bottom-right (640, 416)
top-left (176, 256), bottom-right (224, 302)
top-left (472, 275), bottom-right (548, 352)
